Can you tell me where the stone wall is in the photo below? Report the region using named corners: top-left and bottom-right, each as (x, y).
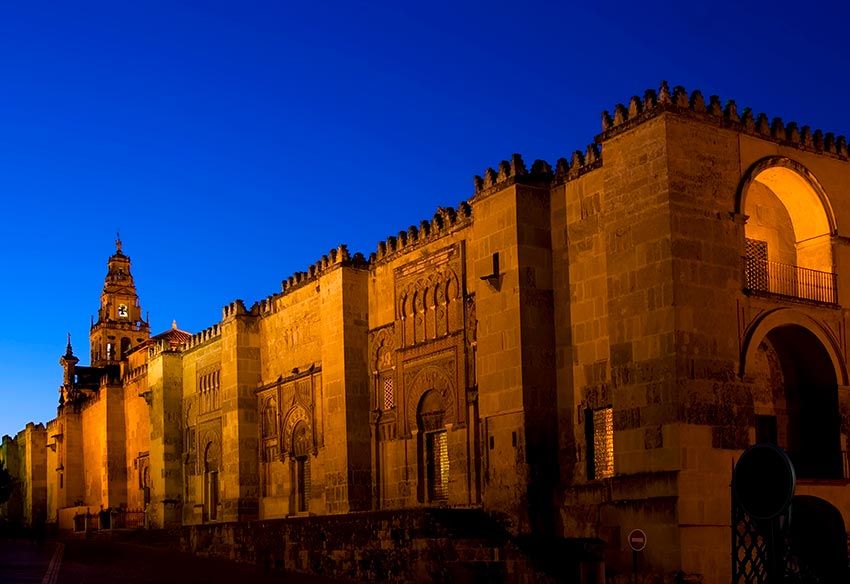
top-left (180, 508), bottom-right (581, 583)
top-left (179, 331), bottom-right (223, 526)
top-left (123, 350), bottom-right (152, 512)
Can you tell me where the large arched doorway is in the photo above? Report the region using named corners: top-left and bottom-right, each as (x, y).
top-left (787, 496), bottom-right (848, 581)
top-left (749, 324), bottom-right (843, 479)
top-left (739, 158), bottom-right (837, 304)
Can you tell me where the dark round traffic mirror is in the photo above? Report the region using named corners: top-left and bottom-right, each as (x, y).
top-left (734, 443), bottom-right (796, 520)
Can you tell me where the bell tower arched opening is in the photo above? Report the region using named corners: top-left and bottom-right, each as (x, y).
top-left (739, 158), bottom-right (837, 304)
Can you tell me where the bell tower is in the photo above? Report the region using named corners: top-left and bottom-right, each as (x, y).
top-left (89, 235), bottom-right (150, 366)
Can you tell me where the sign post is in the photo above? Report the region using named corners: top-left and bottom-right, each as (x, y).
top-left (628, 528), bottom-right (647, 582)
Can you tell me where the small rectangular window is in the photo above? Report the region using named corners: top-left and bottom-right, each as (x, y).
top-left (383, 376), bottom-right (394, 410)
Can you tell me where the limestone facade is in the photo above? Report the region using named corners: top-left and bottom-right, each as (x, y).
top-left (3, 82), bottom-right (850, 582)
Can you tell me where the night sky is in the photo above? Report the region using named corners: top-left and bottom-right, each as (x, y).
top-left (1, 1), bottom-right (848, 435)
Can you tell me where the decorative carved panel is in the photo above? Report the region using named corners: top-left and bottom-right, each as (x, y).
top-left (394, 243), bottom-right (465, 349)
top-left (401, 348), bottom-right (461, 435)
top-left (281, 406), bottom-right (312, 456)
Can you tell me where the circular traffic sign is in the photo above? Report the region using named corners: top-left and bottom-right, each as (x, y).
top-left (734, 443), bottom-right (796, 520)
top-left (628, 528), bottom-right (647, 552)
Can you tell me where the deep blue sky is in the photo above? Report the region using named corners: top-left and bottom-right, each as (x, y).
top-left (1, 1), bottom-right (848, 435)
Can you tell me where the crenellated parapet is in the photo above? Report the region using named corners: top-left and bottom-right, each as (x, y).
top-left (222, 299), bottom-right (247, 320)
top-left (551, 144), bottom-right (603, 185)
top-left (123, 362), bottom-right (149, 383)
top-left (471, 153), bottom-right (558, 198)
top-left (369, 202), bottom-right (472, 266)
top-left (600, 81), bottom-right (849, 159)
top-left (250, 244), bottom-right (369, 316)
top-left (178, 323), bottom-right (222, 353)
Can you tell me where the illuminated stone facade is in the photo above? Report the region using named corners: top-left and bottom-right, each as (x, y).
top-left (3, 82), bottom-right (850, 582)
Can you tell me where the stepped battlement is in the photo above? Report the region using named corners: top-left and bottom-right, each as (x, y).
top-left (178, 323), bottom-right (222, 353)
top-left (370, 203), bottom-right (472, 266)
top-left (600, 81), bottom-right (849, 159)
top-left (251, 245), bottom-right (369, 316)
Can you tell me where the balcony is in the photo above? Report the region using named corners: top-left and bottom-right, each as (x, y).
top-left (744, 256), bottom-right (838, 306)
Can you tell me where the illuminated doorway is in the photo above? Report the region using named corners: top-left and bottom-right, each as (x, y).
top-left (417, 390), bottom-right (448, 503)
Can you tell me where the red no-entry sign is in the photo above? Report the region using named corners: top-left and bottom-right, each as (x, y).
top-left (628, 528), bottom-right (647, 552)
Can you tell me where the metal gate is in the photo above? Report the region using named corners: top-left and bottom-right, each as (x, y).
top-left (733, 492), bottom-right (830, 582)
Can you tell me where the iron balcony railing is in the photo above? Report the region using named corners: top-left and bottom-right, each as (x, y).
top-left (744, 256), bottom-right (838, 305)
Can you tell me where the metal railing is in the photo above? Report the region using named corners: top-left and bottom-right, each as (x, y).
top-left (72, 508), bottom-right (147, 532)
top-left (744, 256), bottom-right (838, 305)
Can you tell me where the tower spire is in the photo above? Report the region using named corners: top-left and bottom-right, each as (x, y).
top-left (90, 238), bottom-right (150, 365)
top-left (65, 332), bottom-right (73, 357)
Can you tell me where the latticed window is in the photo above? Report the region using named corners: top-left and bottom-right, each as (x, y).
top-left (745, 238), bottom-right (769, 292)
top-left (383, 376), bottom-right (394, 409)
top-left (296, 457), bottom-right (310, 512)
top-left (585, 407), bottom-right (614, 480)
top-left (417, 390), bottom-right (449, 502)
top-left (426, 430), bottom-right (449, 501)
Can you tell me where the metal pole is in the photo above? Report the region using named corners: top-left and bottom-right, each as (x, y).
top-left (632, 549), bottom-right (637, 583)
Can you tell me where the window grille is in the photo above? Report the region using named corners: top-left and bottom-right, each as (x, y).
top-left (383, 377), bottom-right (394, 409)
top-left (426, 430), bottom-right (449, 501)
top-left (745, 238), bottom-right (769, 291)
top-left (586, 407), bottom-right (614, 480)
top-left (296, 457), bottom-right (310, 512)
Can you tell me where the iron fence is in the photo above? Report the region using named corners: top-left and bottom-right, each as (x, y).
top-left (744, 256), bottom-right (838, 305)
top-left (121, 508), bottom-right (146, 529)
top-left (72, 507), bottom-right (146, 532)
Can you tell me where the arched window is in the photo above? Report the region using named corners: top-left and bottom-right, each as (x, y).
top-left (142, 465), bottom-right (151, 505)
top-left (417, 390), bottom-right (448, 503)
top-left (120, 337), bottom-right (131, 360)
top-left (262, 401), bottom-right (277, 439)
